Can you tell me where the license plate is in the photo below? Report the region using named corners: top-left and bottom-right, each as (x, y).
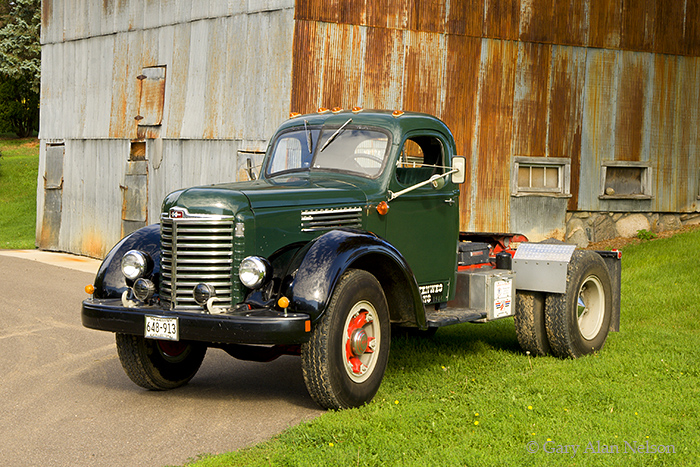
top-left (144, 316), bottom-right (179, 341)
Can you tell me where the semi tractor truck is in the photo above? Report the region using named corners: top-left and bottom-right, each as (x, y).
top-left (82, 109), bottom-right (621, 410)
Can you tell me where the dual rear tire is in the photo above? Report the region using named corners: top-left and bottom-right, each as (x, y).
top-left (514, 250), bottom-right (613, 359)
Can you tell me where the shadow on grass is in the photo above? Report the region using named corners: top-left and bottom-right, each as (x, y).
top-left (388, 318), bottom-right (523, 371)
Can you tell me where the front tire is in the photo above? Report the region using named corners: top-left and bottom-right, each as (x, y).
top-left (115, 333), bottom-right (207, 390)
top-left (544, 251), bottom-right (613, 358)
top-left (301, 269), bottom-right (390, 410)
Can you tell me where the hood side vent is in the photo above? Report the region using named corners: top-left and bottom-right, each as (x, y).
top-left (301, 207), bottom-right (362, 232)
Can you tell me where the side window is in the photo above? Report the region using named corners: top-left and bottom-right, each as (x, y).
top-left (396, 136), bottom-right (444, 185)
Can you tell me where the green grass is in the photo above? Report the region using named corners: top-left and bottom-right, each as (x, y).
top-left (186, 231), bottom-right (700, 466)
top-left (0, 137), bottom-right (39, 249)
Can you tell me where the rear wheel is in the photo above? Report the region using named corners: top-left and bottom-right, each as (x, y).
top-left (301, 269), bottom-right (390, 409)
top-left (514, 290), bottom-right (550, 356)
top-left (544, 251), bottom-right (612, 358)
top-left (115, 333), bottom-right (207, 390)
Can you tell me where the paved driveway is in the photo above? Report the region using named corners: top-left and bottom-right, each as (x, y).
top-left (0, 252), bottom-right (322, 466)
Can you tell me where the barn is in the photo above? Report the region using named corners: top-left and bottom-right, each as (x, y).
top-left (38, 0), bottom-right (700, 257)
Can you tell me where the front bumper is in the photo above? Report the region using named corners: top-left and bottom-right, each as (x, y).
top-left (81, 298), bottom-right (312, 345)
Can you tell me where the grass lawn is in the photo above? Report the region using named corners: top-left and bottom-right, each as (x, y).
top-left (0, 137), bottom-right (39, 249)
top-left (186, 230), bottom-right (700, 466)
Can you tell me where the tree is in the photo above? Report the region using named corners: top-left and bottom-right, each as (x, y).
top-left (0, 75), bottom-right (39, 137)
top-left (0, 0), bottom-right (40, 137)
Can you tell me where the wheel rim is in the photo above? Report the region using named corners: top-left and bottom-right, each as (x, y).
top-left (157, 340), bottom-right (190, 363)
top-left (342, 300), bottom-right (380, 383)
top-left (577, 275), bottom-right (605, 340)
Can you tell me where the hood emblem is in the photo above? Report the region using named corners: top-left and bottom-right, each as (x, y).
top-left (169, 208), bottom-right (186, 219)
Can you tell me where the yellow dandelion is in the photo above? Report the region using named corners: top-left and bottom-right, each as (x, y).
top-left (474, 421), bottom-right (479, 426)
top-left (527, 406), bottom-right (533, 410)
top-left (474, 413), bottom-right (479, 417)
top-left (329, 442), bottom-right (334, 447)
top-left (395, 400), bottom-right (399, 405)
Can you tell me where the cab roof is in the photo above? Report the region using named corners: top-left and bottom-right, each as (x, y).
top-left (277, 109), bottom-right (455, 148)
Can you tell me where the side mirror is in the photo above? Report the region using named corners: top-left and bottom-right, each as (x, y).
top-left (452, 156), bottom-right (466, 184)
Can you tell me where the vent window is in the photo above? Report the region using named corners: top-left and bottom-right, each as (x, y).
top-left (600, 161), bottom-right (652, 199)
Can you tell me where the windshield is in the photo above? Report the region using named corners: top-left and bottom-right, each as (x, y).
top-left (266, 125), bottom-right (390, 178)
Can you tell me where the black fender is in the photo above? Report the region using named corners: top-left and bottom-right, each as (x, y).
top-left (281, 229), bottom-right (426, 328)
top-left (93, 224), bottom-right (161, 299)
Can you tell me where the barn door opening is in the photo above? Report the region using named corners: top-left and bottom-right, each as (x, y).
top-left (121, 141), bottom-right (148, 237)
top-left (39, 142), bottom-right (65, 250)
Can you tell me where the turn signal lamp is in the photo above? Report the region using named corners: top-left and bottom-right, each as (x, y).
top-left (85, 284), bottom-right (95, 295)
top-left (376, 201), bottom-right (389, 216)
top-left (331, 107), bottom-right (343, 113)
top-left (289, 112), bottom-right (301, 118)
top-left (392, 110), bottom-right (404, 117)
top-left (317, 107), bottom-right (329, 113)
top-left (278, 296), bottom-right (290, 309)
top-left (352, 106), bottom-right (364, 113)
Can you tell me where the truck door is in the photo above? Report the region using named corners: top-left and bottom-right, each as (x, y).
top-left (384, 132), bottom-right (459, 304)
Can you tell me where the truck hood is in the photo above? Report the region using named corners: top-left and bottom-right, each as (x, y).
top-left (237, 175), bottom-right (368, 210)
top-left (162, 174), bottom-right (369, 217)
top-left (161, 186), bottom-right (251, 217)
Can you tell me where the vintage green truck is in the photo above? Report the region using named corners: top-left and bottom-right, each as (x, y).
top-left (82, 109), bottom-right (620, 410)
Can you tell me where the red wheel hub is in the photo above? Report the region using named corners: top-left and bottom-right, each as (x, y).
top-left (157, 340), bottom-right (188, 358)
top-left (345, 310), bottom-right (375, 375)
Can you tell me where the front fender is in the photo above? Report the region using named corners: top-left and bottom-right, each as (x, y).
top-left (283, 229), bottom-right (425, 327)
top-left (93, 224), bottom-right (161, 299)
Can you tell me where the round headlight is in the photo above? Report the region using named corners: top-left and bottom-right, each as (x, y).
top-left (121, 250), bottom-right (150, 281)
top-left (133, 278), bottom-right (155, 302)
top-left (193, 283), bottom-right (216, 306)
top-left (239, 256), bottom-right (271, 289)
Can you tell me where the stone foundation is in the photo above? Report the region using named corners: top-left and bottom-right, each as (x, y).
top-left (565, 212), bottom-right (700, 248)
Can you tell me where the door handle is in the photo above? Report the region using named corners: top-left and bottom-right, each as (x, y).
top-left (444, 198), bottom-right (456, 206)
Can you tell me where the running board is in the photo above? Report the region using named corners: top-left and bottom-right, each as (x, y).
top-left (425, 307), bottom-right (486, 328)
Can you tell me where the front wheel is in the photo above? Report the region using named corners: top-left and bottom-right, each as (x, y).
top-left (544, 251), bottom-right (613, 358)
top-left (115, 333), bottom-right (207, 390)
top-left (301, 269), bottom-right (390, 410)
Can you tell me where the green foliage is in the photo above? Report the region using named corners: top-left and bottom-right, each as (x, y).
top-left (185, 231), bottom-right (700, 466)
top-left (0, 0), bottom-right (41, 92)
top-left (0, 0), bottom-right (40, 137)
top-left (0, 137), bottom-right (39, 249)
top-left (0, 76), bottom-right (39, 138)
top-left (636, 229), bottom-right (657, 241)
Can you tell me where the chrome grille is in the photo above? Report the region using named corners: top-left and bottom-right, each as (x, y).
top-left (301, 207), bottom-right (362, 232)
top-left (161, 217), bottom-right (236, 311)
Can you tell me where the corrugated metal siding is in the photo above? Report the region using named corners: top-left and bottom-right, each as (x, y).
top-left (291, 0), bottom-right (700, 234)
top-left (41, 6), bottom-right (295, 141)
top-left (39, 0), bottom-right (700, 255)
top-left (39, 1), bottom-right (295, 256)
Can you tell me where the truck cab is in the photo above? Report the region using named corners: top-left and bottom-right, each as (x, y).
top-left (82, 109), bottom-right (620, 410)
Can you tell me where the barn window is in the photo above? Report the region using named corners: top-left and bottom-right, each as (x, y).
top-left (599, 161), bottom-right (652, 199)
top-left (512, 156), bottom-right (570, 196)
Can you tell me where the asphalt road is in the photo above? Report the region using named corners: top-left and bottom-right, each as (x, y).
top-left (0, 253), bottom-right (323, 467)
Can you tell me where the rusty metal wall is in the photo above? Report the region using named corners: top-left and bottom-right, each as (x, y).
top-left (38, 0), bottom-right (700, 255)
top-left (292, 0), bottom-right (700, 235)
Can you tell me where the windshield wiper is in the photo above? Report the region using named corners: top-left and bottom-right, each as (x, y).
top-left (304, 119), bottom-right (313, 153)
top-left (319, 118), bottom-right (352, 152)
